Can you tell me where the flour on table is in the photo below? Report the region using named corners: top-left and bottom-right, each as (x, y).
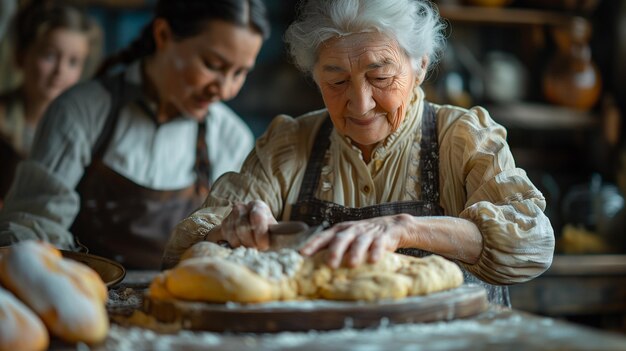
top-left (101, 309), bottom-right (607, 351)
top-left (108, 287), bottom-right (142, 308)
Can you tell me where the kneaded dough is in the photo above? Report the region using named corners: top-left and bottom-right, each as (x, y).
top-left (0, 286), bottom-right (49, 351)
top-left (150, 242), bottom-right (303, 302)
top-left (307, 253), bottom-right (464, 300)
top-left (149, 241), bottom-right (464, 303)
top-left (180, 241), bottom-right (231, 260)
top-left (0, 241), bottom-right (109, 344)
top-left (159, 257), bottom-right (277, 303)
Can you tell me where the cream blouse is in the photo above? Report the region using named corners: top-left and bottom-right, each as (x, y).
top-left (164, 87), bottom-right (555, 285)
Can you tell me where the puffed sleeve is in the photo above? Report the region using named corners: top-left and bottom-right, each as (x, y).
top-left (438, 105), bottom-right (555, 284)
top-left (162, 113), bottom-right (321, 267)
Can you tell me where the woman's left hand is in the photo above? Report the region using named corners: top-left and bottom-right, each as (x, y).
top-left (299, 215), bottom-right (407, 268)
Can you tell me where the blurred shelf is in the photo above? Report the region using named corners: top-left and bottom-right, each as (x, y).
top-left (510, 254), bottom-right (626, 328)
top-left (547, 254), bottom-right (626, 276)
top-left (510, 147), bottom-right (584, 171)
top-left (487, 102), bottom-right (599, 130)
top-left (438, 4), bottom-right (577, 26)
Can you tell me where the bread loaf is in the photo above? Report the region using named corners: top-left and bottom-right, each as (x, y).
top-left (0, 241), bottom-right (109, 344)
top-left (0, 286), bottom-right (49, 351)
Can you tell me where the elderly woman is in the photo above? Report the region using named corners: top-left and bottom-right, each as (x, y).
top-left (163, 0), bottom-right (555, 305)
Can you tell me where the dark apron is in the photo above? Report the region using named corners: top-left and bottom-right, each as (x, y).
top-left (70, 74), bottom-right (210, 269)
top-left (289, 103), bottom-right (510, 306)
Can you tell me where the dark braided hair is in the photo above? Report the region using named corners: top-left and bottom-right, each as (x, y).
top-left (96, 0), bottom-right (270, 77)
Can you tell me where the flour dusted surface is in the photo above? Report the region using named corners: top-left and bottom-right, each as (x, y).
top-left (99, 307), bottom-right (626, 351)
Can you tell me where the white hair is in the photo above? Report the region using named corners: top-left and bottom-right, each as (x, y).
top-left (284, 0), bottom-right (447, 76)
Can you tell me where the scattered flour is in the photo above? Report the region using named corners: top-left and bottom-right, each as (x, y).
top-left (107, 287), bottom-right (142, 308)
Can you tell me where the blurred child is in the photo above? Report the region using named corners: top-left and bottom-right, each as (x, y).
top-left (0, 1), bottom-right (101, 205)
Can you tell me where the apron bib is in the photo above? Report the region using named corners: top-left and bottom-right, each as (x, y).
top-left (70, 73), bottom-right (210, 269)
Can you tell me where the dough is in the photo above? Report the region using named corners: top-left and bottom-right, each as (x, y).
top-left (0, 241), bottom-right (109, 344)
top-left (180, 240), bottom-right (231, 260)
top-left (149, 242), bottom-right (304, 302)
top-left (154, 257), bottom-right (278, 303)
top-left (149, 241), bottom-right (463, 303)
top-left (0, 286), bottom-right (49, 351)
top-left (310, 253), bottom-right (464, 300)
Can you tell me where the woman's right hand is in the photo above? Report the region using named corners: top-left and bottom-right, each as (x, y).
top-left (218, 200), bottom-right (277, 250)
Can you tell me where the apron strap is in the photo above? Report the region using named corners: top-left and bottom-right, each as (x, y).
top-left (296, 115), bottom-right (334, 202)
top-left (419, 102), bottom-right (441, 205)
top-left (92, 72), bottom-right (128, 161)
top-left (194, 121), bottom-right (211, 196)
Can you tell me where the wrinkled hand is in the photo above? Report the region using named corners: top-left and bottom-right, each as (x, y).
top-left (299, 216), bottom-right (405, 268)
top-left (220, 200), bottom-right (277, 250)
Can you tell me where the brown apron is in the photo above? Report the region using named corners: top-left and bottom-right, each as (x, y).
top-left (70, 74), bottom-right (210, 269)
top-left (289, 103), bottom-right (510, 306)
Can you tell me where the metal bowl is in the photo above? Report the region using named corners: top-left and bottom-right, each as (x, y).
top-left (0, 246), bottom-right (126, 288)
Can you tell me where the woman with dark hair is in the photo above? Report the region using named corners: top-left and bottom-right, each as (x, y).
top-left (0, 0), bottom-right (270, 269)
top-left (0, 0), bottom-right (101, 206)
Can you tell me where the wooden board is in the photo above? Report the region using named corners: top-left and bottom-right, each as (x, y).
top-left (143, 284), bottom-right (488, 333)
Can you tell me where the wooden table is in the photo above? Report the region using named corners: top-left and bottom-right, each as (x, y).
top-left (49, 271), bottom-right (626, 351)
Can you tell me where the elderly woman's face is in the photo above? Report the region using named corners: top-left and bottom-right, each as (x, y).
top-left (314, 32), bottom-right (418, 153)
